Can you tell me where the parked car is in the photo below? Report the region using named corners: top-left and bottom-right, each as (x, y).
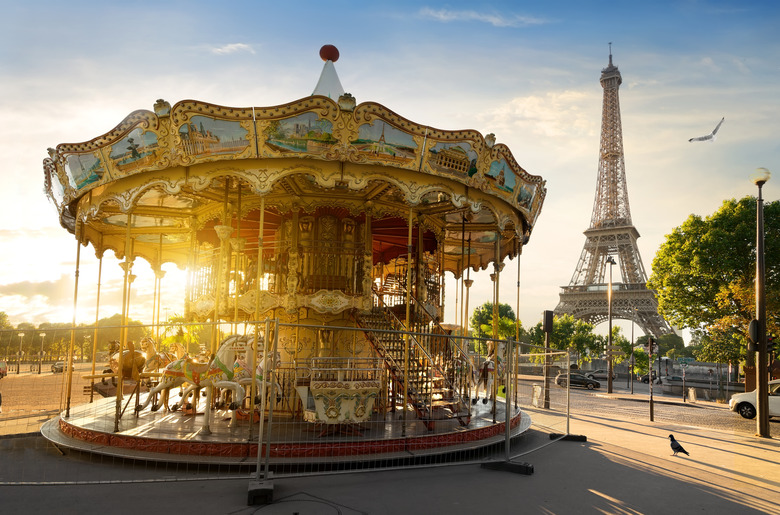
top-left (640, 371), bottom-right (658, 383)
top-left (729, 379), bottom-right (780, 419)
top-left (0, 361), bottom-right (7, 378)
top-left (51, 361), bottom-right (74, 373)
top-left (585, 369), bottom-right (617, 381)
top-left (555, 372), bottom-right (601, 390)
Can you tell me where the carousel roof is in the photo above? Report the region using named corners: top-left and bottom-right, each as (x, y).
top-left (43, 46), bottom-right (546, 277)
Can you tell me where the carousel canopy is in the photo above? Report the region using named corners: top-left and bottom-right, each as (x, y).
top-left (43, 46), bottom-right (546, 278)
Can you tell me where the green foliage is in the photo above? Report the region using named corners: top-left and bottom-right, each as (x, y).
top-left (159, 313), bottom-right (203, 355)
top-left (1, 314), bottom-right (149, 361)
top-left (526, 313), bottom-right (603, 365)
top-left (470, 302), bottom-right (515, 339)
top-left (689, 328), bottom-right (744, 366)
top-left (648, 197), bottom-right (780, 349)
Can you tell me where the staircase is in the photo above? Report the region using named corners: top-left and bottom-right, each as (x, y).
top-left (354, 289), bottom-right (473, 430)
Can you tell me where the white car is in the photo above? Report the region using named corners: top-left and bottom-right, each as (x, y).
top-left (728, 379), bottom-right (780, 419)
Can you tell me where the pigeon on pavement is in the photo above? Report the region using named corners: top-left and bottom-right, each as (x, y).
top-left (688, 117), bottom-right (724, 142)
top-left (669, 434), bottom-right (689, 456)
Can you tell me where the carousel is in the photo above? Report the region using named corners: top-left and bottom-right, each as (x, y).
top-left (40, 46), bottom-right (547, 464)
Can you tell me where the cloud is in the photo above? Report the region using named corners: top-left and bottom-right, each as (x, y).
top-left (419, 7), bottom-right (548, 27)
top-left (210, 43), bottom-right (255, 55)
top-left (0, 274), bottom-right (74, 305)
top-left (482, 90), bottom-right (598, 139)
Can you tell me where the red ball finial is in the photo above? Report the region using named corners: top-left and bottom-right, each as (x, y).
top-left (319, 45), bottom-right (339, 62)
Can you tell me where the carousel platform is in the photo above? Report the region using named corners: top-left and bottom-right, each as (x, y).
top-left (41, 393), bottom-right (531, 466)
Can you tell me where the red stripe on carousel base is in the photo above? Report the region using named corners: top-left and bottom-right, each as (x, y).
top-left (58, 412), bottom-right (523, 459)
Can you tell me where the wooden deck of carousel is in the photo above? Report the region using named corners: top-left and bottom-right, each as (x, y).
top-left (41, 390), bottom-right (531, 466)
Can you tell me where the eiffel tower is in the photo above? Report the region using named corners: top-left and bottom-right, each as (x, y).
top-left (555, 49), bottom-right (672, 338)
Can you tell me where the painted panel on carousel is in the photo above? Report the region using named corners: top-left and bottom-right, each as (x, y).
top-left (64, 152), bottom-right (106, 191)
top-left (351, 120), bottom-right (417, 164)
top-left (109, 128), bottom-right (160, 175)
top-left (45, 168), bottom-right (66, 208)
top-left (486, 157), bottom-right (516, 195)
top-left (178, 116), bottom-right (250, 158)
top-left (426, 141), bottom-right (478, 178)
top-left (516, 182), bottom-right (536, 210)
top-left (263, 112), bottom-right (335, 155)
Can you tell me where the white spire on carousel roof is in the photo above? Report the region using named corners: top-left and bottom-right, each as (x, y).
top-left (312, 44), bottom-right (345, 99)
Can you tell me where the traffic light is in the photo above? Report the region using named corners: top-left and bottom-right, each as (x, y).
top-left (748, 319), bottom-right (759, 352)
top-left (768, 334), bottom-right (775, 354)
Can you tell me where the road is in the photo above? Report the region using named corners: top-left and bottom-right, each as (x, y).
top-left (564, 381), bottom-right (777, 435)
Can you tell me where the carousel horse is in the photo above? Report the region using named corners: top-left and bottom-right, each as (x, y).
top-left (472, 340), bottom-right (506, 405)
top-left (104, 340), bottom-right (146, 385)
top-left (214, 351), bottom-right (282, 410)
top-left (140, 337), bottom-right (183, 373)
top-left (135, 334), bottom-right (252, 413)
top-left (238, 351), bottom-right (283, 405)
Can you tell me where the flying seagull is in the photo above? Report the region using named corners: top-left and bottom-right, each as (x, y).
top-left (668, 434), bottom-right (690, 456)
top-left (689, 117), bottom-right (725, 142)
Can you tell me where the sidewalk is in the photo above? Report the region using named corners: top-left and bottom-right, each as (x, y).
top-left (1, 408), bottom-right (778, 514)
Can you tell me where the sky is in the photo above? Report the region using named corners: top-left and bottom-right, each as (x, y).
top-left (1, 1), bottom-right (779, 343)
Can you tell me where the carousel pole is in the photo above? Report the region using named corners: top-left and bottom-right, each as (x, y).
top-left (490, 231), bottom-right (501, 421)
top-left (463, 235), bottom-right (472, 350)
top-left (154, 235), bottom-right (163, 341)
top-left (115, 213), bottom-right (133, 432)
top-left (459, 215), bottom-right (466, 335)
top-left (249, 197), bottom-right (266, 442)
top-left (463, 234), bottom-right (473, 406)
top-left (90, 246), bottom-right (103, 404)
top-left (65, 219), bottom-right (82, 419)
top-left (233, 183), bottom-right (242, 336)
top-left (402, 207), bottom-right (413, 436)
top-left (255, 317), bottom-right (271, 481)
top-left (185, 223), bottom-right (197, 321)
top-left (514, 238), bottom-right (522, 408)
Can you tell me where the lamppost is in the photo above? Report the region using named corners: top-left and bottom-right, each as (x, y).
top-left (16, 332), bottom-right (24, 374)
top-left (606, 255), bottom-right (616, 393)
top-left (38, 332), bottom-right (46, 374)
top-left (629, 306), bottom-right (637, 393)
top-left (751, 167), bottom-right (770, 438)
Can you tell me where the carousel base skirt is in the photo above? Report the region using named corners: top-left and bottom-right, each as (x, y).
top-left (41, 395), bottom-right (531, 466)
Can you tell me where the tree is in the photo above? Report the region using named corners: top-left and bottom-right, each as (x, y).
top-left (470, 302), bottom-right (515, 340)
top-left (159, 313), bottom-right (203, 355)
top-left (648, 197), bottom-right (780, 356)
top-left (526, 313), bottom-right (603, 365)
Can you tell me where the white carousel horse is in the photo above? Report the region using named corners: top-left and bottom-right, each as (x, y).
top-left (472, 340), bottom-right (506, 405)
top-left (239, 351), bottom-right (282, 405)
top-left (135, 334), bottom-right (252, 413)
top-left (214, 351), bottom-right (282, 410)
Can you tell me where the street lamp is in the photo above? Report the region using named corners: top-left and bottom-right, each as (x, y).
top-left (751, 167), bottom-right (770, 438)
top-left (17, 332), bottom-right (24, 374)
top-left (38, 332), bottom-right (46, 374)
top-left (606, 255), bottom-right (616, 393)
top-left (629, 306), bottom-right (637, 393)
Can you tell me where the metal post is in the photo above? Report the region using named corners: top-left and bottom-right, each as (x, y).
top-left (752, 168), bottom-right (771, 437)
top-left (648, 336), bottom-right (655, 422)
top-left (38, 333), bottom-right (45, 374)
top-left (607, 269), bottom-right (614, 385)
top-left (90, 251), bottom-right (103, 403)
top-left (16, 333), bottom-right (23, 374)
top-left (255, 318), bottom-right (270, 481)
top-left (403, 208), bottom-right (413, 436)
top-left (504, 338), bottom-right (512, 461)
top-left (66, 228), bottom-right (81, 419)
top-left (628, 306), bottom-right (637, 395)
